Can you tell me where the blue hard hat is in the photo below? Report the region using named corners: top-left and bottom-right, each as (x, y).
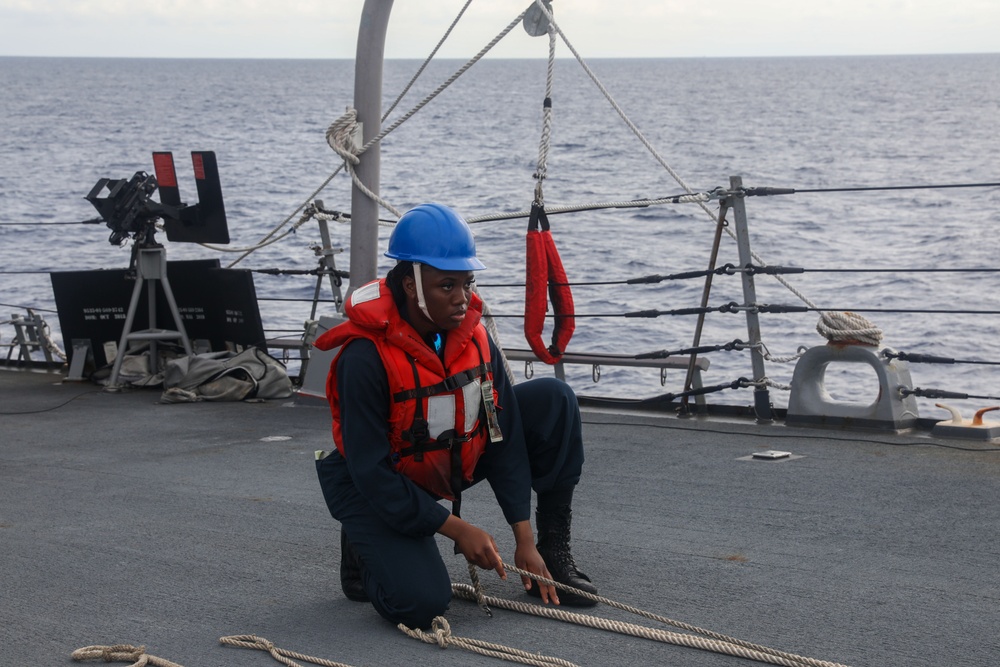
top-left (386, 203), bottom-right (487, 271)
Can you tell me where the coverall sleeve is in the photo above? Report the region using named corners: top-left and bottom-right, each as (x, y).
top-left (337, 339), bottom-right (451, 537)
top-left (479, 336), bottom-right (533, 526)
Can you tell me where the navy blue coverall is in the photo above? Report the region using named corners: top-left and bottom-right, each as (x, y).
top-left (315, 335), bottom-right (584, 629)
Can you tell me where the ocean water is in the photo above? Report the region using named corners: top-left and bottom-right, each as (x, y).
top-left (2, 54), bottom-right (999, 414)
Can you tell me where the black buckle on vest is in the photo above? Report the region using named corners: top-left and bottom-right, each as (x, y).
top-left (441, 373), bottom-right (465, 392)
top-left (401, 418), bottom-right (430, 462)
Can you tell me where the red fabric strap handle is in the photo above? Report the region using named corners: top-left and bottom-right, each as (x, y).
top-left (524, 203), bottom-right (575, 364)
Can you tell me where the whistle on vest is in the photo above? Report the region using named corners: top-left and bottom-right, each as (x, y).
top-left (480, 379), bottom-right (503, 443)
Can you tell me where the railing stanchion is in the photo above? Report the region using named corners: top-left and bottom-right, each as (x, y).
top-left (729, 175), bottom-right (773, 422)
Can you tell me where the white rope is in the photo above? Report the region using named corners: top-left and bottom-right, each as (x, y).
top-left (221, 167), bottom-right (347, 268)
top-left (326, 108), bottom-right (403, 219)
top-left (758, 341), bottom-right (805, 364)
top-left (382, 0), bottom-right (476, 122)
top-left (532, 23), bottom-right (557, 205)
top-left (72, 644), bottom-right (185, 667)
top-left (528, 0), bottom-right (818, 311)
top-left (454, 561), bottom-right (852, 667)
top-left (815, 311), bottom-right (883, 346)
top-left (204, 207), bottom-right (322, 255)
top-left (476, 288), bottom-right (516, 384)
top-left (31, 308), bottom-right (68, 361)
top-left (323, 10), bottom-right (529, 227)
top-left (764, 378), bottom-right (793, 391)
top-left (219, 635), bottom-right (356, 667)
top-left (224, 1), bottom-right (509, 268)
top-left (764, 351), bottom-right (806, 363)
top-left (399, 616), bottom-right (579, 667)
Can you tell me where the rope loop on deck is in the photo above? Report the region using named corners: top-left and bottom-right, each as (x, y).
top-left (71, 644), bottom-right (184, 667)
top-left (219, 634), bottom-right (357, 667)
top-left (816, 311), bottom-right (883, 346)
top-left (399, 616), bottom-right (578, 667)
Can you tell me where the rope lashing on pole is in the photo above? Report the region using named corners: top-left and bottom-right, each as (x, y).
top-left (326, 109), bottom-right (402, 219)
top-left (450, 561), bottom-right (851, 667)
top-left (71, 644), bottom-right (185, 667)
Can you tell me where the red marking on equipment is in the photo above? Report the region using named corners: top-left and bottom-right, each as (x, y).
top-left (192, 153), bottom-right (206, 180)
top-left (152, 153), bottom-right (177, 187)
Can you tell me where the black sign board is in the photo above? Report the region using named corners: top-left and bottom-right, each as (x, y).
top-left (51, 260), bottom-right (265, 368)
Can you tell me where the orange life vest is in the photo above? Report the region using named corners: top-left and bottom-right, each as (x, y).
top-left (313, 279), bottom-right (496, 501)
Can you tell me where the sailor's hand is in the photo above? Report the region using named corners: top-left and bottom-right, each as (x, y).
top-left (440, 516), bottom-right (506, 579)
top-left (514, 542), bottom-right (558, 604)
top-left (511, 521), bottom-right (559, 605)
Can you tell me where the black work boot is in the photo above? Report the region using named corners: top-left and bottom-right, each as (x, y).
top-left (528, 505), bottom-right (598, 607)
top-left (340, 527), bottom-right (369, 602)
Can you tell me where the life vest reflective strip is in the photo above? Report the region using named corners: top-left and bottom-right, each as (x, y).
top-left (524, 202), bottom-right (575, 364)
top-left (395, 337), bottom-right (491, 517)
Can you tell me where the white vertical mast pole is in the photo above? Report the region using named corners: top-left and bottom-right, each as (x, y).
top-left (349, 0), bottom-right (394, 292)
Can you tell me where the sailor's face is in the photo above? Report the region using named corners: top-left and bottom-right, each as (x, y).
top-left (407, 265), bottom-right (475, 331)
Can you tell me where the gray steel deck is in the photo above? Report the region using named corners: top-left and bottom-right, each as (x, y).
top-left (2, 367), bottom-right (997, 666)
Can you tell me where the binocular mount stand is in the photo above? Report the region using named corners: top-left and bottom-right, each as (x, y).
top-left (106, 245), bottom-right (193, 388)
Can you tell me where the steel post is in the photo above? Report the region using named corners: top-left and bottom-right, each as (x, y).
top-left (729, 175), bottom-right (773, 422)
top-left (349, 0), bottom-right (395, 294)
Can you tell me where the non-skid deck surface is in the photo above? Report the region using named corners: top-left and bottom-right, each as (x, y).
top-left (2, 369), bottom-right (997, 666)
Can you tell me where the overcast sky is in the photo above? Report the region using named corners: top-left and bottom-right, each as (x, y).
top-left (0, 1), bottom-right (996, 60)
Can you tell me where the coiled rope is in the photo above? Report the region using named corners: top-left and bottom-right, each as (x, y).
top-left (815, 311), bottom-right (883, 346)
top-left (71, 644), bottom-right (184, 667)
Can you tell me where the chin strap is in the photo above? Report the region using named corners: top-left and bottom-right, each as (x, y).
top-left (412, 262), bottom-right (433, 322)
